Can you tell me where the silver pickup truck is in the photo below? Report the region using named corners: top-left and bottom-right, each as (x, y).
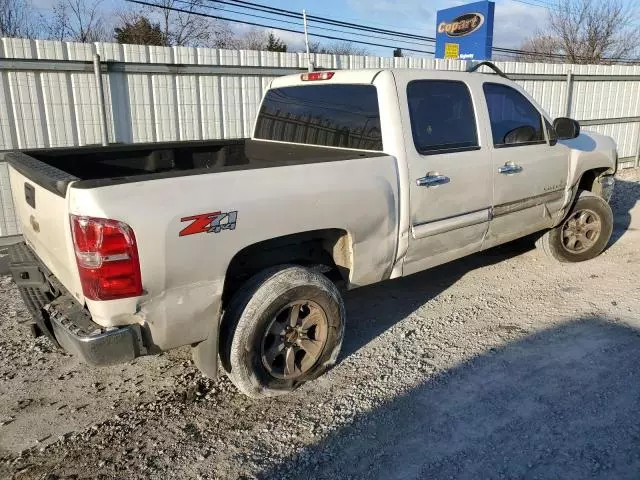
top-left (6, 64), bottom-right (617, 398)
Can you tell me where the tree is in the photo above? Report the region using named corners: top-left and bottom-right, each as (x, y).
top-left (519, 0), bottom-right (640, 64)
top-left (0, 0), bottom-right (38, 38)
top-left (308, 40), bottom-right (369, 56)
top-left (48, 0), bottom-right (108, 43)
top-left (228, 27), bottom-right (266, 50)
top-left (148, 0), bottom-right (214, 47)
top-left (114, 15), bottom-right (167, 46)
top-left (213, 28), bottom-right (288, 51)
top-left (517, 34), bottom-right (563, 63)
top-left (266, 33), bottom-right (287, 52)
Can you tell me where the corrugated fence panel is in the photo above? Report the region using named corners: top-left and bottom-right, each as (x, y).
top-left (151, 46), bottom-right (178, 142)
top-left (0, 162), bottom-right (18, 236)
top-left (3, 39), bottom-right (47, 149)
top-left (0, 37), bottom-right (639, 236)
top-left (35, 40), bottom-right (77, 148)
top-left (0, 67), bottom-right (16, 150)
top-left (68, 42), bottom-right (102, 147)
top-left (123, 44), bottom-right (155, 143)
top-left (97, 42), bottom-right (126, 144)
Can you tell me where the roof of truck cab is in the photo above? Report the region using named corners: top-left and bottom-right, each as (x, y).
top-left (269, 68), bottom-right (512, 89)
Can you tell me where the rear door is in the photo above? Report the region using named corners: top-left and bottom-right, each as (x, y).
top-left (399, 77), bottom-right (493, 275)
top-left (481, 82), bottom-right (569, 248)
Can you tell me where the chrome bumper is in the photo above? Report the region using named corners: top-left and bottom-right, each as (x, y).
top-left (46, 296), bottom-right (146, 366)
top-left (9, 242), bottom-right (146, 366)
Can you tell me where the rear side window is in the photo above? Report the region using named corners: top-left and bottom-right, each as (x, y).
top-left (254, 85), bottom-right (382, 151)
top-left (483, 83), bottom-right (545, 147)
top-left (407, 80), bottom-right (479, 155)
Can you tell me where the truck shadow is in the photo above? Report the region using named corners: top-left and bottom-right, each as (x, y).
top-left (340, 177), bottom-right (639, 360)
top-left (0, 248), bottom-right (8, 276)
top-left (261, 317), bottom-right (640, 479)
top-left (340, 237), bottom-right (535, 359)
top-left (609, 178), bottom-right (640, 246)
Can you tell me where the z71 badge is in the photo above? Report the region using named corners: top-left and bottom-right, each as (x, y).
top-left (179, 211), bottom-right (238, 236)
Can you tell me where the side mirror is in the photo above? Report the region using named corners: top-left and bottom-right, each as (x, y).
top-left (553, 117), bottom-right (580, 140)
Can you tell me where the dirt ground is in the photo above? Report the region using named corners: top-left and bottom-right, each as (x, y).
top-left (1, 168), bottom-right (640, 480)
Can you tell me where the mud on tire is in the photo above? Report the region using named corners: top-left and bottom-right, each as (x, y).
top-left (219, 265), bottom-right (345, 398)
top-left (536, 191), bottom-right (613, 263)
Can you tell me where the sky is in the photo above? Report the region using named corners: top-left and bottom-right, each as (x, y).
top-left (27, 0), bottom-right (567, 56)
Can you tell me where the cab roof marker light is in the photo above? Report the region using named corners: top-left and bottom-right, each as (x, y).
top-left (301, 71), bottom-right (335, 81)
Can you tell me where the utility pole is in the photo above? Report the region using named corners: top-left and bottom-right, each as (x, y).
top-left (303, 9), bottom-right (314, 72)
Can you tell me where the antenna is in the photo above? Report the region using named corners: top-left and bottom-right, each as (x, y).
top-left (303, 10), bottom-right (314, 72)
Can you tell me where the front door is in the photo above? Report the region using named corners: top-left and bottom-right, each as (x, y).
top-left (481, 82), bottom-right (569, 248)
top-left (400, 77), bottom-right (493, 276)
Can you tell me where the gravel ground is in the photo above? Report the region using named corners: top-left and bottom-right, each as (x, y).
top-left (1, 169), bottom-right (640, 480)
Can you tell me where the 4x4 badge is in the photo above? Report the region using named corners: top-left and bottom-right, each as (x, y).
top-left (179, 211), bottom-right (238, 236)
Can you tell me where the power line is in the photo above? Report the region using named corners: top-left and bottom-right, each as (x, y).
top-left (185, 0), bottom-right (435, 48)
top-left (205, 0), bottom-right (576, 59)
top-left (213, 0), bottom-right (437, 42)
top-left (213, 0), bottom-right (639, 63)
top-left (507, 0), bottom-right (552, 8)
top-left (125, 0), bottom-right (436, 54)
top-left (129, 0), bottom-right (640, 64)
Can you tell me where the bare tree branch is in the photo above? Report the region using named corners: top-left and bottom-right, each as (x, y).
top-left (308, 40), bottom-right (369, 56)
top-left (47, 0), bottom-right (108, 43)
top-left (0, 0), bottom-right (39, 38)
top-left (146, 0), bottom-right (215, 47)
top-left (521, 0), bottom-right (640, 64)
top-left (517, 33), bottom-right (563, 63)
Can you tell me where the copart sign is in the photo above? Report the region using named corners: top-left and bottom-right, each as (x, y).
top-left (438, 13), bottom-right (485, 37)
top-left (435, 0), bottom-right (495, 61)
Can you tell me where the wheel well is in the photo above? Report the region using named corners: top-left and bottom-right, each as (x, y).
top-left (577, 168), bottom-right (608, 196)
top-left (221, 229), bottom-right (352, 306)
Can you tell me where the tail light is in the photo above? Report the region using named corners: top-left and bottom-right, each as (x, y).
top-left (70, 215), bottom-right (143, 301)
top-left (301, 71), bottom-right (335, 81)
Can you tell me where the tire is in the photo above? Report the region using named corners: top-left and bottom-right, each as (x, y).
top-left (219, 265), bottom-right (345, 398)
top-left (536, 191), bottom-right (613, 263)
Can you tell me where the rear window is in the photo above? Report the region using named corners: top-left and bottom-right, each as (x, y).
top-left (254, 85), bottom-right (383, 151)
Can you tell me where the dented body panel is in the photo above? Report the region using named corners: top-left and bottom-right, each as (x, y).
top-left (67, 155), bottom-right (400, 350)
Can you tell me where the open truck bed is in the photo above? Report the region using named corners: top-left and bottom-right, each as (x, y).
top-left (7, 139), bottom-right (382, 195)
top-left (3, 134), bottom-right (396, 369)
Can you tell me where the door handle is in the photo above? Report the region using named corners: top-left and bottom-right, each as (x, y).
top-left (416, 174), bottom-right (450, 187)
top-left (498, 162), bottom-right (523, 174)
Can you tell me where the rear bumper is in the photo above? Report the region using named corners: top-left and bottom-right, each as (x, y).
top-left (8, 242), bottom-right (146, 366)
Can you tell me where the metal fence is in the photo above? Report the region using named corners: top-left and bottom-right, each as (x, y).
top-left (0, 37), bottom-right (639, 237)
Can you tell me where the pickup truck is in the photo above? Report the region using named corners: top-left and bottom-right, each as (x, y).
top-left (5, 63), bottom-right (617, 398)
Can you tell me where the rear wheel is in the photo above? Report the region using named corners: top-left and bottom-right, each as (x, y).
top-left (536, 191), bottom-right (613, 263)
top-left (220, 265), bottom-right (345, 398)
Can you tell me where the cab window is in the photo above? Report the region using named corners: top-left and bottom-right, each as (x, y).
top-left (483, 83), bottom-right (545, 147)
top-left (407, 80), bottom-right (479, 155)
top-left (255, 84), bottom-right (383, 151)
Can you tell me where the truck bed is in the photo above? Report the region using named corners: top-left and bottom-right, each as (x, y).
top-left (6, 139), bottom-right (384, 195)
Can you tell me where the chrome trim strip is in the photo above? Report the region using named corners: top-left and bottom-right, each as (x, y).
top-left (493, 189), bottom-right (565, 217)
top-left (412, 208), bottom-right (490, 239)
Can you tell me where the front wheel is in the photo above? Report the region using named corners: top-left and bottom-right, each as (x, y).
top-left (220, 265), bottom-right (345, 398)
top-left (536, 191), bottom-right (613, 263)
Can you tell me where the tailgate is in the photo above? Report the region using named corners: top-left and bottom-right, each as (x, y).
top-left (6, 152), bottom-right (84, 302)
